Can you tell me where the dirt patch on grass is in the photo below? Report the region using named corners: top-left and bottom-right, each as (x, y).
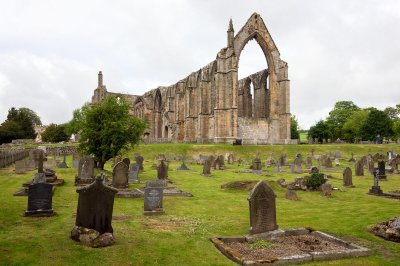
top-left (224, 235), bottom-right (348, 261)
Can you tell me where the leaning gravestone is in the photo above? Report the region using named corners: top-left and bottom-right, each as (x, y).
top-left (71, 174), bottom-right (118, 247)
top-left (24, 176), bottom-right (55, 217)
top-left (75, 156), bottom-right (95, 185)
top-left (128, 163), bottom-right (140, 183)
top-left (355, 160), bottom-right (364, 176)
top-left (112, 161), bottom-right (129, 188)
top-left (248, 181), bottom-right (278, 234)
top-left (157, 160), bottom-right (168, 180)
top-left (143, 181), bottom-right (165, 215)
top-left (343, 167), bottom-right (354, 187)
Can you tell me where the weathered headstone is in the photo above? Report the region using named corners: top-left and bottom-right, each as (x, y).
top-left (143, 184), bottom-right (164, 215)
top-left (343, 167), bottom-right (354, 187)
top-left (71, 174), bottom-right (117, 247)
top-left (157, 160), bottom-right (168, 180)
top-left (128, 163), bottom-right (140, 182)
top-left (248, 181), bottom-right (278, 234)
top-left (75, 156), bottom-right (95, 185)
top-left (112, 161), bottom-right (129, 188)
top-left (202, 157), bottom-right (212, 176)
top-left (355, 160), bottom-right (364, 176)
top-left (135, 154), bottom-right (144, 171)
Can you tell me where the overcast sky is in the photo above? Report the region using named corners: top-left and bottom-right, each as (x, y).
top-left (0, 0), bottom-right (399, 129)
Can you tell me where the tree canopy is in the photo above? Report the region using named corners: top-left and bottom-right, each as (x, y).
top-left (77, 96), bottom-right (147, 169)
top-left (0, 107), bottom-right (39, 144)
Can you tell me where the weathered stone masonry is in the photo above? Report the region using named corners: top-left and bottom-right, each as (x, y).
top-left (92, 13), bottom-right (291, 144)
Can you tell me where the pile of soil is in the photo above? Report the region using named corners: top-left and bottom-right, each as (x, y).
top-left (224, 235), bottom-right (347, 261)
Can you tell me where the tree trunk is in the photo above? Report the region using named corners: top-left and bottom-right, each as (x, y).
top-left (98, 160), bottom-right (105, 170)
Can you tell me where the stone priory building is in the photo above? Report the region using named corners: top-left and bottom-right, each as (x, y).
top-left (91, 13), bottom-right (291, 144)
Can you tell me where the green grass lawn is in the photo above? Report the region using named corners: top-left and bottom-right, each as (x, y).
top-left (1, 143), bottom-right (400, 265)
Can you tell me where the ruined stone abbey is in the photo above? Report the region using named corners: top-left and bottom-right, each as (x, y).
top-left (92, 13), bottom-right (291, 144)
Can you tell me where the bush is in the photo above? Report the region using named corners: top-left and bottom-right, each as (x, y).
top-left (304, 173), bottom-right (326, 190)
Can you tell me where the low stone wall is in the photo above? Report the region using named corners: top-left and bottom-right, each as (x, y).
top-left (0, 149), bottom-right (29, 168)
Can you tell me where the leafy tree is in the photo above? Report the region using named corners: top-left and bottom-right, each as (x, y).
top-left (290, 115), bottom-right (300, 139)
top-left (342, 109), bottom-right (370, 142)
top-left (308, 120), bottom-right (330, 143)
top-left (78, 96), bottom-right (147, 169)
top-left (326, 101), bottom-right (360, 140)
top-left (0, 107), bottom-right (38, 144)
top-left (41, 124), bottom-right (69, 143)
top-left (360, 108), bottom-right (393, 141)
top-left (64, 104), bottom-right (89, 135)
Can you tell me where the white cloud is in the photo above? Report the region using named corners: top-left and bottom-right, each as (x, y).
top-left (0, 0), bottom-right (399, 129)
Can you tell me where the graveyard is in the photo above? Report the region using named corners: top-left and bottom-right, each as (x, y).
top-left (0, 143), bottom-right (399, 265)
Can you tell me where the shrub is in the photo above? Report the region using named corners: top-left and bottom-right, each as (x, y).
top-left (304, 173), bottom-right (326, 190)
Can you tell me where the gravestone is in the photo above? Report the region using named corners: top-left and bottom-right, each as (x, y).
top-left (377, 161), bottom-right (387, 180)
top-left (343, 167), bottom-right (354, 187)
top-left (369, 171), bottom-right (383, 195)
top-left (305, 156), bottom-right (312, 169)
top-left (355, 160), bottom-right (364, 176)
top-left (128, 163), bottom-right (140, 182)
top-left (71, 174), bottom-right (118, 247)
top-left (122, 158), bottom-right (130, 167)
top-left (24, 179), bottom-right (55, 217)
top-left (202, 158), bottom-right (212, 176)
top-left (291, 157), bottom-right (302, 174)
top-left (143, 185), bottom-right (164, 215)
top-left (58, 154), bottom-right (68, 168)
top-left (325, 157), bottom-right (333, 168)
top-left (349, 153), bottom-right (356, 163)
top-left (75, 156), bottom-right (95, 185)
top-left (252, 156), bottom-right (262, 171)
top-left (112, 161), bottom-right (129, 188)
top-left (248, 181), bottom-right (278, 234)
top-left (135, 154), bottom-right (144, 171)
top-left (157, 160), bottom-right (168, 180)
top-left (177, 158), bottom-right (190, 170)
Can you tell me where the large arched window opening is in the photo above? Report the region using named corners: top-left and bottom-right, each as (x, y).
top-left (237, 39), bottom-right (269, 119)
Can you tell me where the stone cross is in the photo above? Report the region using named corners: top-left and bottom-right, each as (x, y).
top-left (248, 181), bottom-right (278, 234)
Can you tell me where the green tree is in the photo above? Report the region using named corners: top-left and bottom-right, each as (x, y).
top-left (341, 109), bottom-right (370, 142)
top-left (79, 96), bottom-right (147, 169)
top-left (64, 104), bottom-right (89, 135)
top-left (326, 101), bottom-right (360, 140)
top-left (290, 115), bottom-right (300, 139)
top-left (360, 108), bottom-right (393, 141)
top-left (0, 107), bottom-right (38, 144)
top-left (41, 124), bottom-right (69, 143)
top-left (308, 120), bottom-right (330, 143)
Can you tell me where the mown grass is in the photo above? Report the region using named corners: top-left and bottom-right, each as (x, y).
top-left (0, 143), bottom-right (400, 265)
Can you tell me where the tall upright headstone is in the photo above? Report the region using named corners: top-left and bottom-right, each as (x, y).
top-left (157, 160), bottom-right (168, 180)
top-left (112, 161), bottom-right (129, 188)
top-left (355, 160), bottom-right (364, 176)
top-left (71, 174), bottom-right (118, 247)
top-left (248, 181), bottom-right (278, 234)
top-left (75, 156), bottom-right (95, 185)
top-left (343, 167), bottom-right (353, 187)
